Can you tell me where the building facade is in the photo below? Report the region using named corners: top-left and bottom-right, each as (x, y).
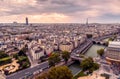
top-left (105, 41), bottom-right (120, 62)
top-left (59, 41), bottom-right (73, 52)
top-left (31, 47), bottom-right (45, 60)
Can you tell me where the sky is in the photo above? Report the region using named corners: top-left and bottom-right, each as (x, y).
top-left (0, 0), bottom-right (120, 23)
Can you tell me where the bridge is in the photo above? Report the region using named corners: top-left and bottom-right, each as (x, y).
top-left (93, 34), bottom-right (115, 44)
top-left (70, 34), bottom-right (115, 61)
top-left (70, 39), bottom-right (93, 61)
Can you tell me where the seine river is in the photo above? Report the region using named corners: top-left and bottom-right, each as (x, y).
top-left (69, 44), bottom-right (106, 75)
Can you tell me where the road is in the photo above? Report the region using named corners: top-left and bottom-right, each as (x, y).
top-left (6, 40), bottom-right (89, 79)
top-left (6, 34), bottom-right (115, 79)
top-left (71, 39), bottom-right (92, 60)
top-left (94, 34), bottom-right (115, 41)
top-left (6, 61), bottom-right (48, 79)
top-left (70, 34), bottom-right (115, 60)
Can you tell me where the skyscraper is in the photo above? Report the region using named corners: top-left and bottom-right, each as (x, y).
top-left (86, 18), bottom-right (89, 27)
top-left (26, 17), bottom-right (28, 25)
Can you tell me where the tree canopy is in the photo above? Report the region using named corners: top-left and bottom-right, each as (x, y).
top-left (0, 51), bottom-right (9, 58)
top-left (18, 47), bottom-right (27, 56)
top-left (37, 66), bottom-right (73, 79)
top-left (48, 53), bottom-right (60, 66)
top-left (86, 34), bottom-right (93, 38)
top-left (97, 48), bottom-right (104, 57)
top-left (80, 57), bottom-right (99, 73)
top-left (62, 51), bottom-right (70, 63)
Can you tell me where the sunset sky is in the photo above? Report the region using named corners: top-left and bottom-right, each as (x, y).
top-left (0, 0), bottom-right (120, 23)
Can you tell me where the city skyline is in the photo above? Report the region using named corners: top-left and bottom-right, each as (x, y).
top-left (0, 0), bottom-right (120, 23)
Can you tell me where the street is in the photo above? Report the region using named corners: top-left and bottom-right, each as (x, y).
top-left (6, 61), bottom-right (48, 79)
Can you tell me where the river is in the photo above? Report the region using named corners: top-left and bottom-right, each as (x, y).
top-left (85, 44), bottom-right (106, 57)
top-left (68, 61), bottom-right (81, 75)
top-left (68, 44), bottom-right (106, 75)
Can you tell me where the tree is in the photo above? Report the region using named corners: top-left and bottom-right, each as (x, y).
top-left (108, 38), bottom-right (114, 41)
top-left (25, 37), bottom-right (32, 41)
top-left (62, 51), bottom-right (70, 63)
top-left (48, 53), bottom-right (60, 67)
top-left (18, 47), bottom-right (27, 56)
top-left (13, 54), bottom-right (18, 59)
top-left (104, 41), bottom-right (109, 46)
top-left (86, 34), bottom-right (93, 38)
top-left (0, 57), bottom-right (12, 66)
top-left (22, 62), bottom-right (29, 69)
top-left (0, 51), bottom-right (9, 58)
top-left (14, 47), bottom-right (18, 50)
top-left (80, 57), bottom-right (93, 71)
top-left (97, 48), bottom-right (104, 57)
top-left (80, 57), bottom-right (99, 73)
top-left (17, 55), bottom-right (30, 69)
top-left (36, 66), bottom-right (73, 79)
top-left (37, 73), bottom-right (48, 79)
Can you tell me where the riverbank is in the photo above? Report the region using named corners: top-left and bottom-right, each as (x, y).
top-left (71, 44), bottom-right (106, 79)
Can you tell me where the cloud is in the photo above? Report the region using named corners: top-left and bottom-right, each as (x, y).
top-left (28, 13), bottom-right (71, 23)
top-left (0, 0), bottom-right (120, 23)
top-left (0, 13), bottom-right (71, 23)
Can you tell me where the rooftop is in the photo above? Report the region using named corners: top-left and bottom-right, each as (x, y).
top-left (108, 41), bottom-right (120, 48)
top-left (35, 47), bottom-right (43, 53)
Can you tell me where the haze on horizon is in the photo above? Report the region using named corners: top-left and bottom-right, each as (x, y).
top-left (0, 0), bottom-right (120, 23)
